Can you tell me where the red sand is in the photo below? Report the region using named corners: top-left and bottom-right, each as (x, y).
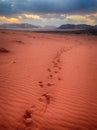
top-left (0, 30), bottom-right (97, 130)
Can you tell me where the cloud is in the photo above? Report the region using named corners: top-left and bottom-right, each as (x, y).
top-left (0, 12), bottom-right (97, 26)
top-left (0, 0), bottom-right (97, 16)
top-left (0, 0), bottom-right (97, 26)
top-left (0, 0), bottom-right (12, 16)
top-left (22, 13), bottom-right (44, 21)
top-left (0, 16), bottom-right (19, 23)
top-left (66, 15), bottom-right (95, 25)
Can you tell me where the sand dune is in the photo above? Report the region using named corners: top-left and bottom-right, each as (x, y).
top-left (0, 30), bottom-right (97, 130)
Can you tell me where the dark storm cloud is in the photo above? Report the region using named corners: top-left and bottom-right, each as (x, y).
top-left (0, 0), bottom-right (97, 16)
top-left (0, 0), bottom-right (12, 15)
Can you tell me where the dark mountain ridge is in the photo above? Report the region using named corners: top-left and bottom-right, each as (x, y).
top-left (0, 23), bottom-right (39, 30)
top-left (58, 24), bottom-right (97, 30)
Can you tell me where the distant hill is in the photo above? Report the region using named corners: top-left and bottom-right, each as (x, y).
top-left (58, 24), bottom-right (97, 30)
top-left (43, 25), bottom-right (56, 29)
top-left (0, 23), bottom-right (97, 32)
top-left (94, 25), bottom-right (97, 29)
top-left (0, 23), bottom-right (39, 30)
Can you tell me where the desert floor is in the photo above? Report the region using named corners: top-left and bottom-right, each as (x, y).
top-left (0, 30), bottom-right (97, 130)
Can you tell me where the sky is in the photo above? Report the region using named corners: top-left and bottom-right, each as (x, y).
top-left (0, 0), bottom-right (97, 26)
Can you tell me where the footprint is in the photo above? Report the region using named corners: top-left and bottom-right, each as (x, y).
top-left (38, 81), bottom-right (43, 84)
top-left (58, 77), bottom-right (62, 81)
top-left (54, 71), bottom-right (59, 74)
top-left (24, 109), bottom-right (32, 118)
top-left (58, 67), bottom-right (62, 70)
top-left (49, 74), bottom-right (53, 78)
top-left (47, 68), bottom-right (51, 72)
top-left (39, 84), bottom-right (44, 88)
top-left (38, 81), bottom-right (44, 88)
top-left (47, 83), bottom-right (54, 86)
top-left (12, 61), bottom-right (16, 64)
top-left (56, 59), bottom-right (61, 63)
top-left (17, 109), bottom-right (34, 130)
top-left (40, 93), bottom-right (54, 105)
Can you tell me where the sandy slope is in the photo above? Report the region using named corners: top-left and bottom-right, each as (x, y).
top-left (0, 30), bottom-right (97, 130)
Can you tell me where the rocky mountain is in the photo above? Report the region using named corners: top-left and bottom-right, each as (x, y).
top-left (58, 24), bottom-right (97, 30)
top-left (0, 23), bottom-right (39, 30)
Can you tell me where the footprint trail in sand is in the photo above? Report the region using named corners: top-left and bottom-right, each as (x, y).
top-left (17, 46), bottom-right (75, 130)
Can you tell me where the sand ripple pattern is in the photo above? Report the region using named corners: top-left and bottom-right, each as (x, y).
top-left (0, 30), bottom-right (97, 130)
